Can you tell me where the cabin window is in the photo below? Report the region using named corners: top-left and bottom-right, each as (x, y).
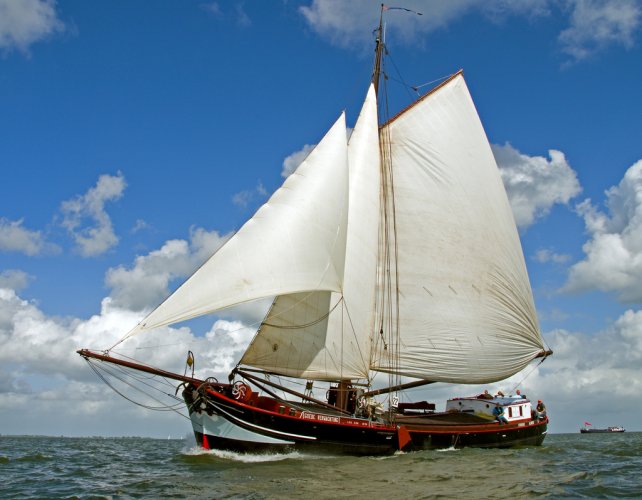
top-left (519, 406), bottom-right (523, 417)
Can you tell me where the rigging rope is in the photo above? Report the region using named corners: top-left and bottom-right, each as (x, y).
top-left (260, 296), bottom-right (344, 330)
top-left (411, 75), bottom-right (454, 95)
top-left (83, 357), bottom-right (190, 420)
top-left (508, 355), bottom-right (549, 396)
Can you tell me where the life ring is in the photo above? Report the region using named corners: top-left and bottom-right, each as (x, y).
top-left (231, 381), bottom-right (252, 403)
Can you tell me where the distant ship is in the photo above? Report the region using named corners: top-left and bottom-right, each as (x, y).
top-left (580, 423), bottom-right (625, 433)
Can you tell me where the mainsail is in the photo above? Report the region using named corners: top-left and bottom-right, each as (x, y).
top-left (371, 72), bottom-right (543, 383)
top-left (118, 72), bottom-right (545, 386)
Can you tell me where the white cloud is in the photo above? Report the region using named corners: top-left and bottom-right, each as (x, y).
top-left (60, 173), bottom-right (127, 257)
top-left (106, 239), bottom-right (191, 312)
top-left (105, 227), bottom-right (230, 312)
top-left (200, 2), bottom-right (250, 27)
top-left (526, 310), bottom-right (642, 430)
top-left (493, 143), bottom-right (582, 228)
top-left (0, 0), bottom-right (64, 54)
top-left (299, 0), bottom-right (471, 49)
top-left (0, 217), bottom-right (57, 255)
top-left (0, 254), bottom-right (260, 436)
top-left (0, 367), bottom-right (31, 393)
top-left (299, 0), bottom-right (640, 61)
top-left (1, 174), bottom-right (128, 259)
top-left (130, 219), bottom-right (151, 234)
top-left (533, 248), bottom-right (572, 264)
top-left (0, 269), bottom-right (32, 291)
top-left (232, 182), bottom-right (268, 208)
top-left (199, 319), bottom-right (257, 374)
top-left (1, 217), bottom-right (641, 434)
top-left (564, 159), bottom-right (642, 302)
top-left (559, 0), bottom-right (641, 62)
top-left (280, 127), bottom-right (352, 179)
top-left (0, 287), bottom-right (85, 379)
top-left (0, 213), bottom-right (275, 435)
top-left (281, 144), bottom-right (315, 178)
top-left (303, 1), bottom-right (545, 49)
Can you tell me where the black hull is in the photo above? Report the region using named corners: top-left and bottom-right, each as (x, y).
top-left (192, 430), bottom-right (397, 456)
top-left (184, 384), bottom-right (548, 455)
top-left (185, 386), bottom-right (397, 456)
top-left (399, 415), bottom-right (548, 450)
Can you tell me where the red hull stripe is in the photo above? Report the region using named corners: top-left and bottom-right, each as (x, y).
top-left (404, 419), bottom-right (548, 435)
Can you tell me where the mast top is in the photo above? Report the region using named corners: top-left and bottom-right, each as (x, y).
top-left (372, 4), bottom-right (385, 96)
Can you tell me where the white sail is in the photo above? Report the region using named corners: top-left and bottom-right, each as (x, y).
top-left (122, 113), bottom-right (350, 338)
top-left (371, 73), bottom-right (544, 383)
top-left (240, 85), bottom-right (381, 380)
top-left (117, 72), bottom-right (545, 386)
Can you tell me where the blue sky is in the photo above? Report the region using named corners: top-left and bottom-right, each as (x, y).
top-left (1, 0), bottom-right (641, 437)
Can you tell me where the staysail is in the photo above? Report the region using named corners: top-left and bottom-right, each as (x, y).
top-left (371, 72), bottom-right (544, 383)
top-left (239, 85), bottom-right (381, 381)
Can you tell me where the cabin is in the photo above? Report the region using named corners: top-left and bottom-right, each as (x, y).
top-left (445, 396), bottom-right (533, 422)
top-left (396, 401), bottom-right (436, 415)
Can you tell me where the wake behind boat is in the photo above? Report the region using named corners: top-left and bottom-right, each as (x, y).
top-left (78, 6), bottom-right (552, 455)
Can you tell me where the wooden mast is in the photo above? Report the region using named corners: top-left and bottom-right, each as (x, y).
top-left (372, 4), bottom-right (385, 96)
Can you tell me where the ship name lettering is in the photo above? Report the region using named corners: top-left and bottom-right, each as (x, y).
top-left (299, 412), bottom-right (340, 423)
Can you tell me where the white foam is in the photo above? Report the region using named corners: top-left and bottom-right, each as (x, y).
top-left (180, 446), bottom-right (328, 462)
top-left (437, 446), bottom-right (461, 453)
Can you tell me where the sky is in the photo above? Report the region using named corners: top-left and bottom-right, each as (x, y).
top-left (1, 0), bottom-right (641, 438)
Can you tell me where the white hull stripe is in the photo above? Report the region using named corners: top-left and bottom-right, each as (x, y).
top-left (209, 401), bottom-right (317, 441)
top-left (191, 412), bottom-right (294, 445)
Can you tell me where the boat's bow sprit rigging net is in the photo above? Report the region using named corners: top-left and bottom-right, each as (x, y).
top-left (79, 4), bottom-right (552, 454)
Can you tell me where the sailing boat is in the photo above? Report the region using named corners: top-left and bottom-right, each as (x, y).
top-left (78, 9), bottom-right (551, 454)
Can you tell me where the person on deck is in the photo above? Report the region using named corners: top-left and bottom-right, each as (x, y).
top-left (477, 390), bottom-right (493, 400)
top-left (515, 389), bottom-right (526, 399)
top-left (493, 405), bottom-right (508, 425)
top-left (535, 400), bottom-right (547, 420)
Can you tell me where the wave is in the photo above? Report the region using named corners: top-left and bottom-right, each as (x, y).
top-left (179, 446), bottom-right (328, 463)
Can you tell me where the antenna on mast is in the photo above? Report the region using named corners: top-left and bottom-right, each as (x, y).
top-left (372, 4), bottom-right (423, 96)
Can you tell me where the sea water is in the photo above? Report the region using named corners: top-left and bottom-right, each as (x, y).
top-left (1, 433), bottom-right (640, 498)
